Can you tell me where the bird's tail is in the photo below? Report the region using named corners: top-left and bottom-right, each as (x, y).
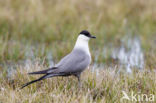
top-left (20, 73), bottom-right (58, 89)
top-left (28, 67), bottom-right (57, 75)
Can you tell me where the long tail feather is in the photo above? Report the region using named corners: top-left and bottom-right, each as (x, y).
top-left (21, 72), bottom-right (70, 89)
top-left (20, 73), bottom-right (65, 89)
top-left (28, 67), bottom-right (57, 75)
top-left (21, 74), bottom-right (49, 89)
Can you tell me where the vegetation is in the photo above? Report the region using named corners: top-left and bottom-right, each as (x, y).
top-left (0, 0), bottom-right (155, 102)
top-left (0, 62), bottom-right (155, 103)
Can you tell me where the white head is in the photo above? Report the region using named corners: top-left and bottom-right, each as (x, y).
top-left (74, 30), bottom-right (96, 54)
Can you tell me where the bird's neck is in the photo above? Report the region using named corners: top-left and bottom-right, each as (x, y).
top-left (73, 35), bottom-right (90, 55)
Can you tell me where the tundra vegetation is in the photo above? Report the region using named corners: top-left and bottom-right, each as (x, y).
top-left (0, 0), bottom-right (155, 103)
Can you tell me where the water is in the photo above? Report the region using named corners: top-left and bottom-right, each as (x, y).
top-left (24, 46), bottom-right (35, 65)
top-left (92, 50), bottom-right (100, 76)
top-left (112, 35), bottom-right (144, 73)
top-left (4, 46), bottom-right (55, 77)
top-left (3, 34), bottom-right (145, 77)
top-left (47, 51), bottom-right (54, 68)
top-left (7, 65), bottom-right (16, 79)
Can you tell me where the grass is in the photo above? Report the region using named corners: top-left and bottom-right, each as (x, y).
top-left (0, 0), bottom-right (156, 63)
top-left (0, 0), bottom-right (156, 102)
top-left (0, 60), bottom-right (155, 103)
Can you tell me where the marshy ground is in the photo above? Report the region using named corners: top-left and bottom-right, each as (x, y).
top-left (0, 62), bottom-right (155, 103)
top-left (0, 0), bottom-right (156, 103)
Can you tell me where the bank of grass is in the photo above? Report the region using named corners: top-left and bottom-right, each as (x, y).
top-left (0, 61), bottom-right (155, 103)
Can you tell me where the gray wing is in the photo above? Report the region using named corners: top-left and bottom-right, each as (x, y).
top-left (54, 50), bottom-right (91, 73)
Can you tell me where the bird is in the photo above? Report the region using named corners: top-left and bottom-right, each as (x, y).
top-left (21, 30), bottom-right (96, 89)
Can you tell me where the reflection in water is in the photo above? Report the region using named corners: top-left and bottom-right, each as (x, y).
top-left (112, 35), bottom-right (144, 73)
top-left (3, 35), bottom-right (145, 77)
top-left (92, 50), bottom-right (100, 76)
top-left (7, 66), bottom-right (15, 79)
top-left (24, 46), bottom-right (35, 65)
top-left (47, 51), bottom-right (54, 68)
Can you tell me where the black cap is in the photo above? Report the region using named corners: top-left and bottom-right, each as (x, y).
top-left (79, 30), bottom-right (96, 38)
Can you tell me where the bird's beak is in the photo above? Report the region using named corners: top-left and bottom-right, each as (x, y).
top-left (90, 35), bottom-right (96, 39)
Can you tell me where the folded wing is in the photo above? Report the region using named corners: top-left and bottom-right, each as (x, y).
top-left (55, 49), bottom-right (91, 74)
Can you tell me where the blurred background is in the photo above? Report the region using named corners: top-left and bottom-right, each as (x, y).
top-left (0, 0), bottom-right (156, 75)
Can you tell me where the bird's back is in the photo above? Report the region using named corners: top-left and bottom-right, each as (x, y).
top-left (55, 49), bottom-right (91, 74)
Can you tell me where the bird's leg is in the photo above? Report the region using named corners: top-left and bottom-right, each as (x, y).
top-left (75, 73), bottom-right (82, 88)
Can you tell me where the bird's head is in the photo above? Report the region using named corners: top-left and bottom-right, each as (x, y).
top-left (74, 30), bottom-right (96, 51)
top-left (78, 30), bottom-right (96, 41)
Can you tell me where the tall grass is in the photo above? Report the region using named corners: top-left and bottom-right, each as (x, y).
top-left (0, 0), bottom-right (156, 65)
